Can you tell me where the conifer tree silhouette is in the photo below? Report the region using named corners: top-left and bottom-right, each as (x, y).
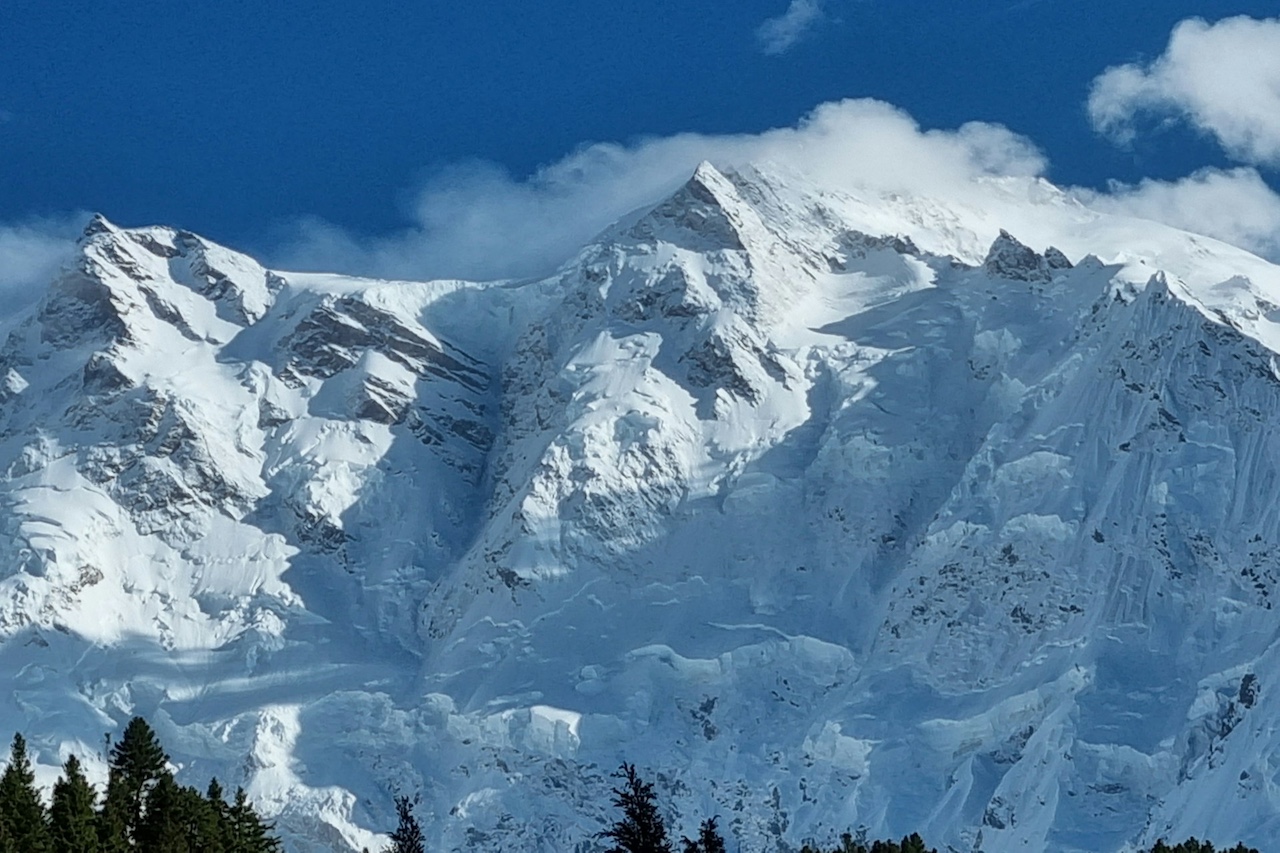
top-left (601, 763), bottom-right (672, 853)
top-left (49, 754), bottom-right (99, 853)
top-left (0, 733), bottom-right (52, 852)
top-left (386, 794), bottom-right (426, 853)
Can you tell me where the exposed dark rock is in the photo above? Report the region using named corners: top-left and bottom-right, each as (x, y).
top-left (984, 230), bottom-right (1054, 282)
top-left (169, 231), bottom-right (279, 325)
top-left (1045, 246), bottom-right (1074, 270)
top-left (82, 352), bottom-right (133, 395)
top-left (629, 163), bottom-right (749, 252)
top-left (278, 296), bottom-right (489, 392)
top-left (39, 270), bottom-right (131, 349)
top-left (682, 332), bottom-right (761, 405)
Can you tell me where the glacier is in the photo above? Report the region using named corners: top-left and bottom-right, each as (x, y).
top-left (4, 162), bottom-right (1280, 851)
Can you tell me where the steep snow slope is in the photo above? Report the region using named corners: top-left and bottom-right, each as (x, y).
top-left (5, 165), bottom-right (1280, 852)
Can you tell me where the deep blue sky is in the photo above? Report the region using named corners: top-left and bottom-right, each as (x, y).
top-left (1, 0), bottom-right (1275, 254)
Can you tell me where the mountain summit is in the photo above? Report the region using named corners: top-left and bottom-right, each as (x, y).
top-left (4, 164), bottom-right (1280, 852)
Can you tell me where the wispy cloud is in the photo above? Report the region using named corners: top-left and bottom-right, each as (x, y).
top-left (274, 99), bottom-right (1046, 281)
top-left (14, 15), bottom-right (1280, 301)
top-left (756, 0), bottom-right (827, 55)
top-left (0, 215), bottom-right (87, 310)
top-left (1089, 16), bottom-right (1280, 167)
top-left (273, 78), bottom-right (1280, 282)
top-left (1077, 167), bottom-right (1280, 260)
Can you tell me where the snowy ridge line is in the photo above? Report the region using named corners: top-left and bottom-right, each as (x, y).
top-left (4, 162), bottom-right (1280, 852)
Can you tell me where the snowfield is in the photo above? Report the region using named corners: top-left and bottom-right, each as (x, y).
top-left (4, 162), bottom-right (1280, 851)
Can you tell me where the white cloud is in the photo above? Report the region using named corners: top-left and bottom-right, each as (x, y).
top-left (0, 215), bottom-right (85, 311)
top-left (274, 99), bottom-right (1046, 281)
top-left (756, 0), bottom-right (827, 55)
top-left (1076, 167), bottom-right (1280, 261)
top-left (1, 78), bottom-right (1267, 298)
top-left (1089, 16), bottom-right (1280, 167)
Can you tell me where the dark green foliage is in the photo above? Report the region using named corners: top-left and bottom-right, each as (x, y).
top-left (794, 834), bottom-right (1261, 853)
top-left (169, 781), bottom-right (212, 851)
top-left (601, 763), bottom-right (673, 853)
top-left (49, 754), bottom-right (99, 853)
top-left (107, 716), bottom-right (168, 840)
top-left (0, 718), bottom-right (280, 853)
top-left (225, 786), bottom-right (283, 853)
top-left (0, 732), bottom-right (52, 853)
top-left (199, 779), bottom-right (229, 853)
top-left (135, 773), bottom-right (228, 853)
top-left (681, 816), bottom-right (726, 853)
top-left (135, 774), bottom-right (191, 853)
top-left (1148, 839), bottom-right (1259, 853)
top-left (133, 772), bottom-right (233, 852)
top-left (900, 833), bottom-right (929, 853)
top-left (385, 794), bottom-right (426, 853)
top-left (798, 831), bottom-right (939, 853)
top-left (98, 760), bottom-right (279, 853)
top-left (96, 768), bottom-right (132, 853)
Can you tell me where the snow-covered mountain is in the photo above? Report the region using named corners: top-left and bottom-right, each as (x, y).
top-left (5, 162), bottom-right (1280, 852)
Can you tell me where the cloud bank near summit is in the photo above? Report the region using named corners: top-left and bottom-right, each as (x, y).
top-left (274, 84), bottom-right (1280, 283)
top-left (5, 15), bottom-right (1280, 293)
top-left (0, 215), bottom-right (87, 308)
top-left (273, 99), bottom-right (1046, 282)
top-left (1080, 168), bottom-right (1280, 262)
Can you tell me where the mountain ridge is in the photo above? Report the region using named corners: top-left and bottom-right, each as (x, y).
top-left (4, 163), bottom-right (1280, 852)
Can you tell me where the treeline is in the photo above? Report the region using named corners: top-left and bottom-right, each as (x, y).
top-left (1150, 843), bottom-right (1260, 853)
top-left (585, 763), bottom-right (1263, 853)
top-left (3, 733), bottom-right (1267, 853)
top-left (0, 716), bottom-right (280, 852)
top-left (796, 836), bottom-right (1261, 853)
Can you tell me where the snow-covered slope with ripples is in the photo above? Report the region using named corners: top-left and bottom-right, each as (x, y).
top-left (5, 163), bottom-right (1280, 852)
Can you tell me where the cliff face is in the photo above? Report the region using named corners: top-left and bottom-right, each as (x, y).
top-left (5, 165), bottom-right (1280, 852)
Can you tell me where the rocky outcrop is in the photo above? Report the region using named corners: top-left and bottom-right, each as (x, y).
top-left (983, 229), bottom-right (1073, 281)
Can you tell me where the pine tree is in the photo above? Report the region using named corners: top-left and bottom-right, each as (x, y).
top-left (132, 772), bottom-right (226, 853)
top-left (174, 783), bottom-right (222, 852)
top-left (196, 779), bottom-right (229, 853)
top-left (49, 754), bottom-right (99, 853)
top-left (900, 833), bottom-right (932, 853)
top-left (104, 716), bottom-right (169, 846)
top-left (225, 786), bottom-right (282, 853)
top-left (385, 794), bottom-right (426, 853)
top-left (0, 732), bottom-right (52, 853)
top-left (681, 816), bottom-right (726, 853)
top-left (135, 773), bottom-right (190, 853)
top-left (600, 763), bottom-right (672, 853)
top-left (206, 778), bottom-right (225, 812)
top-left (96, 768), bottom-right (132, 853)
